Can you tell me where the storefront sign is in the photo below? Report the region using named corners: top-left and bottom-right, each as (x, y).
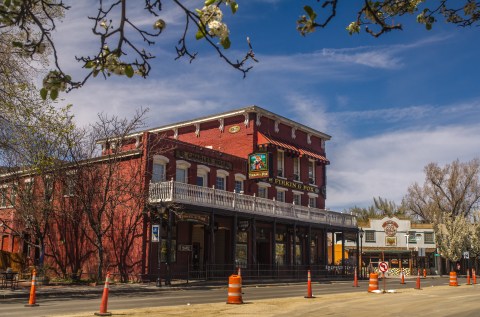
top-left (382, 220), bottom-right (399, 237)
top-left (176, 212), bottom-right (209, 225)
top-left (178, 244), bottom-right (193, 252)
top-left (175, 149), bottom-right (233, 170)
top-left (238, 220), bottom-right (250, 231)
top-left (248, 152), bottom-right (270, 179)
top-left (267, 178), bottom-right (320, 194)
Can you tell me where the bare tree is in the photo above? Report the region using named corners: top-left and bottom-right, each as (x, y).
top-left (403, 158), bottom-right (480, 223)
top-left (65, 109), bottom-right (149, 281)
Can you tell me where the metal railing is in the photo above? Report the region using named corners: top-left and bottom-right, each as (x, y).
top-left (149, 180), bottom-right (356, 227)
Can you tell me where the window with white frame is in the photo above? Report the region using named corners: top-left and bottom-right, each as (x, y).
top-left (293, 157), bottom-right (300, 181)
top-left (152, 155), bottom-right (169, 182)
top-left (25, 178), bottom-right (34, 195)
top-left (292, 191), bottom-right (302, 205)
top-left (277, 150), bottom-right (285, 177)
top-left (216, 169), bottom-right (229, 191)
top-left (308, 193), bottom-right (318, 208)
top-left (365, 230), bottom-right (376, 243)
top-left (234, 173), bottom-right (246, 193)
top-left (64, 172), bottom-right (75, 197)
top-left (196, 165), bottom-right (210, 187)
top-left (308, 159), bottom-right (316, 184)
top-left (276, 187), bottom-right (287, 202)
top-left (176, 160), bottom-right (191, 183)
top-left (424, 232), bottom-right (435, 244)
top-left (257, 182), bottom-right (270, 199)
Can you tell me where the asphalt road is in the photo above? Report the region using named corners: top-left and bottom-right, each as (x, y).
top-left (0, 277), bottom-right (469, 317)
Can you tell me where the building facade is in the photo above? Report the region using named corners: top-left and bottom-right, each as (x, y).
top-left (1, 106), bottom-right (358, 282)
top-left (346, 217), bottom-right (438, 277)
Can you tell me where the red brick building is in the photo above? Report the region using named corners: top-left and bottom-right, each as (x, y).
top-left (1, 106), bottom-right (357, 282)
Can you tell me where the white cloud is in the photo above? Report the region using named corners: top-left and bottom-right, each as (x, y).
top-left (327, 124), bottom-right (480, 211)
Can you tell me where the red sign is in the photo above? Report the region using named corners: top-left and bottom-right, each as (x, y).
top-left (379, 261), bottom-right (389, 273)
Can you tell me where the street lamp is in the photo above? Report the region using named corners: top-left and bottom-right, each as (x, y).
top-left (359, 228), bottom-right (364, 279)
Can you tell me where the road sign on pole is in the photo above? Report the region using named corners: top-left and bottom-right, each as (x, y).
top-left (379, 261), bottom-right (389, 273)
top-left (464, 251), bottom-right (470, 259)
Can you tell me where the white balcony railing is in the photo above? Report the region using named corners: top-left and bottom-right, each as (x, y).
top-left (149, 180), bottom-right (357, 228)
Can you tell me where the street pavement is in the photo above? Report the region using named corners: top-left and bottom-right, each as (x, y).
top-left (2, 276), bottom-right (479, 316)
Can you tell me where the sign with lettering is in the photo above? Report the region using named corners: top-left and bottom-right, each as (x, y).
top-left (175, 149), bottom-right (233, 170)
top-left (248, 152), bottom-right (270, 179)
top-left (176, 212), bottom-right (209, 225)
top-left (267, 178), bottom-right (320, 194)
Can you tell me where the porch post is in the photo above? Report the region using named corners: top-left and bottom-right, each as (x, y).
top-left (233, 213), bottom-right (238, 271)
top-left (272, 219), bottom-right (277, 275)
top-left (165, 208), bottom-right (173, 285)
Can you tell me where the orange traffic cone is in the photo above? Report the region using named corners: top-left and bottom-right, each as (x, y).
top-left (423, 268), bottom-right (427, 278)
top-left (305, 270), bottom-right (314, 298)
top-left (473, 268), bottom-right (477, 285)
top-left (467, 269), bottom-right (471, 285)
top-left (353, 269), bottom-right (359, 287)
top-left (25, 270), bottom-right (39, 307)
top-left (400, 270), bottom-right (405, 285)
top-left (95, 272), bottom-right (112, 316)
top-left (415, 270), bottom-right (421, 290)
top-left (238, 267), bottom-right (241, 276)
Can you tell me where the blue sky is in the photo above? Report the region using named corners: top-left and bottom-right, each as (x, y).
top-left (50, 0), bottom-right (480, 211)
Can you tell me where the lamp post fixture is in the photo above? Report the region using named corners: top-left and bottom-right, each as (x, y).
top-left (359, 228), bottom-right (364, 279)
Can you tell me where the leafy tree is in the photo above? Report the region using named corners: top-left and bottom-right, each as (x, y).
top-left (434, 212), bottom-right (469, 271)
top-left (348, 196), bottom-right (408, 223)
top-left (403, 158), bottom-right (480, 223)
top-left (3, 1), bottom-right (479, 97)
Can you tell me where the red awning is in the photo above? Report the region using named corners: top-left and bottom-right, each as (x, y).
top-left (257, 133), bottom-right (299, 154)
top-left (299, 148), bottom-right (329, 164)
top-left (257, 133), bottom-right (329, 164)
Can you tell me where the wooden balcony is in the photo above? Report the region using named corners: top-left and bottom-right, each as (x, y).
top-left (149, 180), bottom-right (357, 228)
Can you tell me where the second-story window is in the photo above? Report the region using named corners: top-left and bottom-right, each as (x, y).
top-left (234, 173), bottom-right (246, 193)
top-left (257, 182), bottom-right (270, 199)
top-left (277, 150), bottom-right (285, 178)
top-left (365, 230), bottom-right (376, 243)
top-left (293, 192), bottom-right (301, 205)
top-left (308, 159), bottom-right (316, 184)
top-left (216, 169), bottom-right (229, 191)
top-left (197, 165), bottom-right (210, 187)
top-left (152, 155), bottom-right (169, 182)
top-left (308, 197), bottom-right (316, 208)
top-left (276, 187), bottom-right (287, 202)
top-left (176, 160), bottom-right (191, 184)
top-left (10, 184), bottom-right (17, 207)
top-left (293, 157), bottom-right (300, 181)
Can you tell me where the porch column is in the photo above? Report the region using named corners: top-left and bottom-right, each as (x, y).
top-left (307, 226), bottom-right (312, 267)
top-left (233, 213), bottom-right (238, 271)
top-left (252, 218), bottom-right (257, 266)
top-left (293, 223), bottom-right (297, 266)
top-left (341, 231), bottom-right (346, 275)
top-left (210, 211), bottom-right (215, 266)
top-left (272, 220), bottom-right (277, 273)
top-left (165, 208), bottom-right (173, 285)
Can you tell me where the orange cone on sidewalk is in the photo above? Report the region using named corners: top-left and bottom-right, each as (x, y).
top-left (353, 269), bottom-right (359, 287)
top-left (25, 270), bottom-right (39, 307)
top-left (368, 273), bottom-right (379, 292)
top-left (423, 268), bottom-right (427, 278)
top-left (400, 270), bottom-right (405, 285)
top-left (305, 270), bottom-right (314, 298)
top-left (473, 268), bottom-right (477, 285)
top-left (95, 272), bottom-right (112, 316)
top-left (467, 269), bottom-right (471, 285)
top-left (415, 269), bottom-right (421, 290)
top-left (449, 271), bottom-right (458, 286)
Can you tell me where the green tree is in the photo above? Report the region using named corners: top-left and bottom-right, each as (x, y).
top-left (347, 196), bottom-right (408, 223)
top-left (3, 1), bottom-right (479, 96)
top-left (434, 212), bottom-right (469, 271)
